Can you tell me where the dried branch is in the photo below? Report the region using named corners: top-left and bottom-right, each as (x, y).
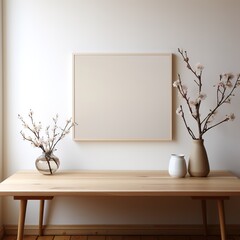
top-left (18, 110), bottom-right (76, 154)
top-left (173, 49), bottom-right (240, 139)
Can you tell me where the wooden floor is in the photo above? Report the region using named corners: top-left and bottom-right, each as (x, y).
top-left (2, 235), bottom-right (240, 240)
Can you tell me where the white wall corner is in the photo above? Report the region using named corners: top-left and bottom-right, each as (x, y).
top-left (0, 0), bottom-right (3, 229)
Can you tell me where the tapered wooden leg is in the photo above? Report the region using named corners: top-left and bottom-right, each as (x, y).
top-left (217, 199), bottom-right (226, 240)
top-left (17, 199), bottom-right (28, 240)
top-left (201, 199), bottom-right (208, 237)
top-left (14, 196), bottom-right (54, 239)
top-left (192, 196), bottom-right (229, 239)
top-left (39, 200), bottom-right (45, 236)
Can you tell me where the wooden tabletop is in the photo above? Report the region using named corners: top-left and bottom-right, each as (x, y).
top-left (0, 170), bottom-right (240, 197)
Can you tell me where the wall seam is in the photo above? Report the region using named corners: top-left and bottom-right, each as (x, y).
top-left (0, 0), bottom-right (4, 229)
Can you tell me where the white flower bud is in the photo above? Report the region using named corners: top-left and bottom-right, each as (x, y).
top-left (173, 79), bottom-right (180, 88)
top-left (195, 63), bottom-right (204, 71)
top-left (176, 107), bottom-right (183, 116)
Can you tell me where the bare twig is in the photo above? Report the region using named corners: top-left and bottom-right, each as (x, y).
top-left (173, 49), bottom-right (240, 139)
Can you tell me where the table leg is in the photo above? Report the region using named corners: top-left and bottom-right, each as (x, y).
top-left (14, 196), bottom-right (53, 238)
top-left (192, 196), bottom-right (229, 239)
top-left (38, 197), bottom-right (53, 235)
top-left (201, 199), bottom-right (208, 237)
top-left (39, 200), bottom-right (45, 236)
top-left (17, 199), bottom-right (28, 240)
top-left (217, 199), bottom-right (226, 240)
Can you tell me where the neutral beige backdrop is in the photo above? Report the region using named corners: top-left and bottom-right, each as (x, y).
top-left (2, 0), bottom-right (240, 226)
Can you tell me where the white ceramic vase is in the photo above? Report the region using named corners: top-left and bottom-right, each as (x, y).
top-left (168, 154), bottom-right (187, 178)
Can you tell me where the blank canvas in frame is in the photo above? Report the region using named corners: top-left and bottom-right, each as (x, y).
top-left (73, 53), bottom-right (172, 141)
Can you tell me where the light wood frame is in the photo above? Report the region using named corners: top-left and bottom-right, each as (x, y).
top-left (73, 53), bottom-right (172, 141)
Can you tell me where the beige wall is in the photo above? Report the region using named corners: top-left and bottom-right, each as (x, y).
top-left (2, 0), bottom-right (240, 226)
top-left (0, 0), bottom-right (2, 227)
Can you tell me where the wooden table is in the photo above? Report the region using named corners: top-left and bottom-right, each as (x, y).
top-left (0, 170), bottom-right (240, 240)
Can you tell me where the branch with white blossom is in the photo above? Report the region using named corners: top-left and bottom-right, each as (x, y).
top-left (18, 110), bottom-right (76, 154)
top-left (173, 49), bottom-right (240, 140)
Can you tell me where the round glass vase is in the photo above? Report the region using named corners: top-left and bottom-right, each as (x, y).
top-left (35, 152), bottom-right (60, 175)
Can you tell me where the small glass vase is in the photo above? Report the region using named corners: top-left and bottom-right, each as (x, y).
top-left (35, 152), bottom-right (60, 175)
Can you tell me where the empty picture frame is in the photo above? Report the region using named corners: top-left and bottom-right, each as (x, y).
top-left (73, 53), bottom-right (172, 141)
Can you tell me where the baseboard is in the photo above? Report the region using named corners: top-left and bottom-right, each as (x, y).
top-left (3, 224), bottom-right (240, 236)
